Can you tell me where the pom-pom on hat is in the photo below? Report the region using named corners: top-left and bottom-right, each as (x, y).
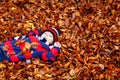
top-left (43, 26), bottom-right (60, 42)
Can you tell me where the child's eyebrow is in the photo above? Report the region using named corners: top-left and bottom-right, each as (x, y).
top-left (49, 33), bottom-right (53, 37)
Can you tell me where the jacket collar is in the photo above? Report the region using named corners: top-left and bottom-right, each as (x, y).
top-left (40, 41), bottom-right (50, 51)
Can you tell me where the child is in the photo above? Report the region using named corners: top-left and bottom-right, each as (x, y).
top-left (0, 27), bottom-right (61, 63)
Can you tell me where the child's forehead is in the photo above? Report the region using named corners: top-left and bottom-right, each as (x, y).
top-left (44, 31), bottom-right (53, 36)
top-left (44, 31), bottom-right (51, 34)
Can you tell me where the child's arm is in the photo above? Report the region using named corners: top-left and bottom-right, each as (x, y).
top-left (8, 45), bottom-right (60, 63)
top-left (37, 46), bottom-right (60, 62)
top-left (38, 42), bottom-right (61, 62)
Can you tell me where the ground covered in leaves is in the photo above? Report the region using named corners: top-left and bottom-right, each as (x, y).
top-left (0, 0), bottom-right (120, 80)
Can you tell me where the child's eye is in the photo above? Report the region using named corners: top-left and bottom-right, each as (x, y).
top-left (49, 35), bottom-right (52, 37)
top-left (48, 34), bottom-right (53, 37)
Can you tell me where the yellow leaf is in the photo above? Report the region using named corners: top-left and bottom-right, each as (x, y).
top-left (29, 0), bottom-right (36, 3)
top-left (75, 11), bottom-right (80, 17)
top-left (45, 74), bottom-right (52, 78)
top-left (69, 69), bottom-right (76, 76)
top-left (11, 7), bottom-right (16, 10)
top-left (25, 42), bottom-right (31, 49)
top-left (25, 22), bottom-right (35, 31)
top-left (23, 48), bottom-right (26, 52)
top-left (111, 9), bottom-right (116, 15)
top-left (58, 19), bottom-right (65, 26)
top-left (35, 74), bottom-right (42, 78)
top-left (98, 64), bottom-right (105, 70)
top-left (0, 63), bottom-right (5, 69)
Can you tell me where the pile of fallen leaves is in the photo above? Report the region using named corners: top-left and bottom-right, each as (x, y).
top-left (0, 0), bottom-right (120, 79)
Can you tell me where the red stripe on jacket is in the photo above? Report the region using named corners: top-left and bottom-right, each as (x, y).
top-left (19, 41), bottom-right (32, 59)
top-left (50, 48), bottom-right (58, 57)
top-left (24, 50), bottom-right (32, 59)
top-left (29, 36), bottom-right (45, 51)
top-left (4, 41), bottom-right (14, 55)
top-left (42, 52), bottom-right (48, 60)
top-left (10, 55), bottom-right (19, 62)
top-left (33, 30), bottom-right (39, 35)
top-left (28, 30), bottom-right (39, 36)
top-left (4, 41), bottom-right (19, 62)
top-left (19, 42), bottom-right (25, 50)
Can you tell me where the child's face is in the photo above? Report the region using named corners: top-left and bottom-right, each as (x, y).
top-left (41, 31), bottom-right (54, 44)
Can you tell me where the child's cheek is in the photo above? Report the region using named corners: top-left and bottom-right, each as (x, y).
top-left (47, 37), bottom-right (52, 42)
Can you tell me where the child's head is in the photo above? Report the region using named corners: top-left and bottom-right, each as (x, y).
top-left (41, 27), bottom-right (60, 44)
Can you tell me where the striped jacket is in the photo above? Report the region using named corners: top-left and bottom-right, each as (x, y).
top-left (0, 29), bottom-right (60, 62)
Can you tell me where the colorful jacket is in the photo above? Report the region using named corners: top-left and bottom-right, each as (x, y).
top-left (0, 29), bottom-right (60, 62)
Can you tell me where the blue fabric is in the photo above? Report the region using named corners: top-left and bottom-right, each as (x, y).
top-left (32, 50), bottom-right (39, 58)
top-left (11, 40), bottom-right (21, 54)
top-left (38, 29), bottom-right (42, 36)
top-left (18, 55), bottom-right (25, 61)
top-left (24, 37), bottom-right (32, 43)
top-left (40, 41), bottom-right (50, 51)
top-left (37, 51), bottom-right (43, 60)
top-left (5, 57), bottom-right (11, 62)
top-left (46, 52), bottom-right (55, 62)
top-left (0, 47), bottom-right (5, 62)
top-left (54, 47), bottom-right (60, 52)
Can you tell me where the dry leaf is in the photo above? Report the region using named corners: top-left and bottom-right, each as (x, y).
top-left (69, 69), bottom-right (76, 76)
top-left (64, 62), bottom-right (71, 68)
top-left (31, 42), bottom-right (38, 49)
top-left (75, 11), bottom-right (80, 17)
top-left (111, 9), bottom-right (116, 15)
top-left (0, 63), bottom-right (5, 69)
top-left (98, 64), bottom-right (105, 70)
top-left (24, 22), bottom-right (35, 31)
top-left (65, 18), bottom-right (70, 26)
top-left (58, 19), bottom-right (65, 26)
top-left (0, 0), bottom-right (120, 79)
top-left (25, 42), bottom-right (31, 50)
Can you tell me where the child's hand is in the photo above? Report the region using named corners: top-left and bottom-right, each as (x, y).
top-left (54, 42), bottom-right (61, 48)
top-left (15, 39), bottom-right (25, 46)
top-left (31, 42), bottom-right (38, 49)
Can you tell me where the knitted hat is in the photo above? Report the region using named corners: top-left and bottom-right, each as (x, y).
top-left (43, 26), bottom-right (60, 42)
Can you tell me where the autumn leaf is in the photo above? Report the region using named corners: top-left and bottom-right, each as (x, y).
top-left (25, 42), bottom-right (31, 50)
top-left (0, 63), bottom-right (5, 69)
top-left (0, 0), bottom-right (120, 80)
top-left (24, 22), bottom-right (35, 31)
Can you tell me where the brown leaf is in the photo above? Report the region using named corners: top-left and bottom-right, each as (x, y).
top-left (98, 64), bottom-right (105, 70)
top-left (25, 42), bottom-right (31, 50)
top-left (64, 62), bottom-right (71, 68)
top-left (74, 11), bottom-right (80, 17)
top-left (31, 42), bottom-right (38, 49)
top-left (69, 69), bottom-right (76, 76)
top-left (58, 19), bottom-right (65, 26)
top-left (0, 63), bottom-right (5, 69)
top-left (65, 18), bottom-right (70, 26)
